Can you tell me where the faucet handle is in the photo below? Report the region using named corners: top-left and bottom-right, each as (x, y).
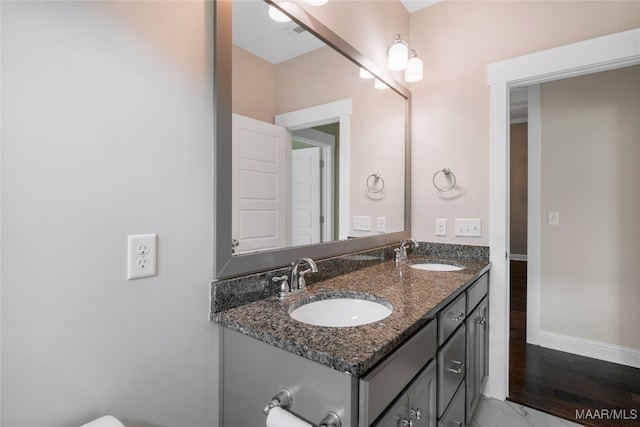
top-left (272, 275), bottom-right (290, 299)
top-left (297, 269), bottom-right (313, 289)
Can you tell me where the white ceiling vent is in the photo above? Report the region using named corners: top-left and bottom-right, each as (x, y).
top-left (284, 25), bottom-right (307, 37)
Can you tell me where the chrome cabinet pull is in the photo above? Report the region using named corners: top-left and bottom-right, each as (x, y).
top-left (451, 420), bottom-right (463, 426)
top-left (401, 418), bottom-right (413, 426)
top-left (450, 311), bottom-right (464, 322)
top-left (446, 360), bottom-right (464, 374)
top-left (475, 316), bottom-right (487, 325)
top-left (410, 408), bottom-right (421, 420)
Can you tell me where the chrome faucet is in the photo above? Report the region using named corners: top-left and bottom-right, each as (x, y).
top-left (396, 239), bottom-right (419, 262)
top-left (291, 257), bottom-right (318, 290)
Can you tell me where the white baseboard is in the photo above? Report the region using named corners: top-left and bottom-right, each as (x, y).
top-left (539, 330), bottom-right (640, 369)
top-left (510, 253), bottom-right (527, 261)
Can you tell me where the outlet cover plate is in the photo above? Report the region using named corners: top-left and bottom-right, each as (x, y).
top-left (127, 234), bottom-right (157, 279)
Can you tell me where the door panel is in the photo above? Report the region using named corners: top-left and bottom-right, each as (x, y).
top-left (291, 147), bottom-right (321, 246)
top-left (232, 114), bottom-right (288, 254)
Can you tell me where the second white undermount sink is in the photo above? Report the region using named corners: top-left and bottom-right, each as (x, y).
top-left (409, 262), bottom-right (464, 272)
top-left (289, 295), bottom-right (392, 327)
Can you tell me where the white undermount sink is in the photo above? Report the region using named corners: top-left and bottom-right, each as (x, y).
top-left (409, 262), bottom-right (464, 272)
top-left (289, 296), bottom-right (392, 327)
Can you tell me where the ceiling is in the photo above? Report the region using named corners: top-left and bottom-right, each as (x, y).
top-left (232, 0), bottom-right (325, 64)
top-left (233, 1), bottom-right (443, 65)
top-left (400, 0), bottom-right (443, 13)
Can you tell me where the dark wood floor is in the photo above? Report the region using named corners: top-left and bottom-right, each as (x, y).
top-left (508, 260), bottom-right (640, 426)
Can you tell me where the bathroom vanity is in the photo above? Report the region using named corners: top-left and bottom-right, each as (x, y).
top-left (216, 255), bottom-right (490, 426)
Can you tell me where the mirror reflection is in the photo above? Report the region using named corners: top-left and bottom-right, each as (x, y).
top-left (231, 0), bottom-right (406, 255)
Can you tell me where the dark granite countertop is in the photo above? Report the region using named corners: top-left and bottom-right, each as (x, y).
top-left (214, 255), bottom-right (491, 377)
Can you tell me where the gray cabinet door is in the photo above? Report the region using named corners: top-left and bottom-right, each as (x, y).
top-left (465, 297), bottom-right (488, 423)
top-left (407, 360), bottom-right (437, 427)
top-left (373, 360), bottom-right (437, 427)
top-left (373, 393), bottom-right (408, 427)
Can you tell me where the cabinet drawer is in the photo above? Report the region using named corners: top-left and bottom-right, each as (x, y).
top-left (438, 381), bottom-right (465, 427)
top-left (437, 326), bottom-right (465, 417)
top-left (360, 320), bottom-right (437, 425)
top-left (438, 293), bottom-right (466, 345)
top-left (467, 273), bottom-right (488, 313)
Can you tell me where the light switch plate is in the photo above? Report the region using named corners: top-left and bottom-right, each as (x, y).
top-left (454, 219), bottom-right (482, 237)
top-left (353, 216), bottom-right (372, 231)
top-left (548, 211), bottom-right (559, 225)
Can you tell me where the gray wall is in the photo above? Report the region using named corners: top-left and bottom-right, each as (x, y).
top-left (1, 1), bottom-right (218, 426)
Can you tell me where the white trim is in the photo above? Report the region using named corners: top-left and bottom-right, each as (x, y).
top-left (509, 254), bottom-right (527, 262)
top-left (275, 99), bottom-right (352, 239)
top-left (539, 331), bottom-right (640, 369)
top-left (487, 28), bottom-right (640, 401)
top-left (487, 80), bottom-right (510, 400)
top-left (526, 84), bottom-right (541, 346)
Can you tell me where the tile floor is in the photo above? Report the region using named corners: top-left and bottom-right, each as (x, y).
top-left (469, 396), bottom-right (583, 427)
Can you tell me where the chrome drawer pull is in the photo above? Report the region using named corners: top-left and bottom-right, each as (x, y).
top-left (446, 360), bottom-right (464, 374)
top-left (410, 408), bottom-right (421, 420)
top-left (450, 311), bottom-right (464, 322)
top-left (451, 420), bottom-right (463, 427)
top-left (401, 418), bottom-right (413, 426)
top-left (475, 316), bottom-right (487, 325)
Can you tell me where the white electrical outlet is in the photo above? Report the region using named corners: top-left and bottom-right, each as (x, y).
top-left (547, 211), bottom-right (559, 225)
top-left (454, 219), bottom-right (482, 237)
top-left (435, 218), bottom-right (447, 236)
top-left (127, 234), bottom-right (157, 279)
top-left (353, 216), bottom-right (372, 231)
top-left (377, 217), bottom-right (386, 233)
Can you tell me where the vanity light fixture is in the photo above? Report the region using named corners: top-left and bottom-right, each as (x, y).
top-left (404, 49), bottom-right (423, 83)
top-left (387, 35), bottom-right (409, 71)
top-left (387, 35), bottom-right (424, 83)
top-left (302, 0), bottom-right (328, 5)
top-left (268, 4), bottom-right (292, 22)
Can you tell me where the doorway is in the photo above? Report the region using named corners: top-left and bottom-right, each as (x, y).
top-left (486, 28), bottom-right (640, 401)
top-left (290, 126), bottom-right (336, 245)
top-left (507, 74), bottom-right (640, 424)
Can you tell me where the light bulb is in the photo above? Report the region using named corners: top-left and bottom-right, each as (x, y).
top-left (302, 0), bottom-right (328, 5)
top-left (405, 55), bottom-right (423, 82)
top-left (268, 5), bottom-right (291, 22)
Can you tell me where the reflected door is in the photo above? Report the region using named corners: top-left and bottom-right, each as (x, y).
top-left (232, 114), bottom-right (288, 254)
top-left (291, 147), bottom-right (321, 246)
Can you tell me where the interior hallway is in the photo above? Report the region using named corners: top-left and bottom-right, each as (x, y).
top-left (508, 260), bottom-right (640, 426)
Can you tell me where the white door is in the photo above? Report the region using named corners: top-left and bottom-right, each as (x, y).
top-left (232, 114), bottom-right (288, 254)
top-left (291, 147), bottom-right (321, 246)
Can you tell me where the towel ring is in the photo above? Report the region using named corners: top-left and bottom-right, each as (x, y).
top-left (367, 172), bottom-right (385, 193)
top-left (432, 168), bottom-right (456, 192)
